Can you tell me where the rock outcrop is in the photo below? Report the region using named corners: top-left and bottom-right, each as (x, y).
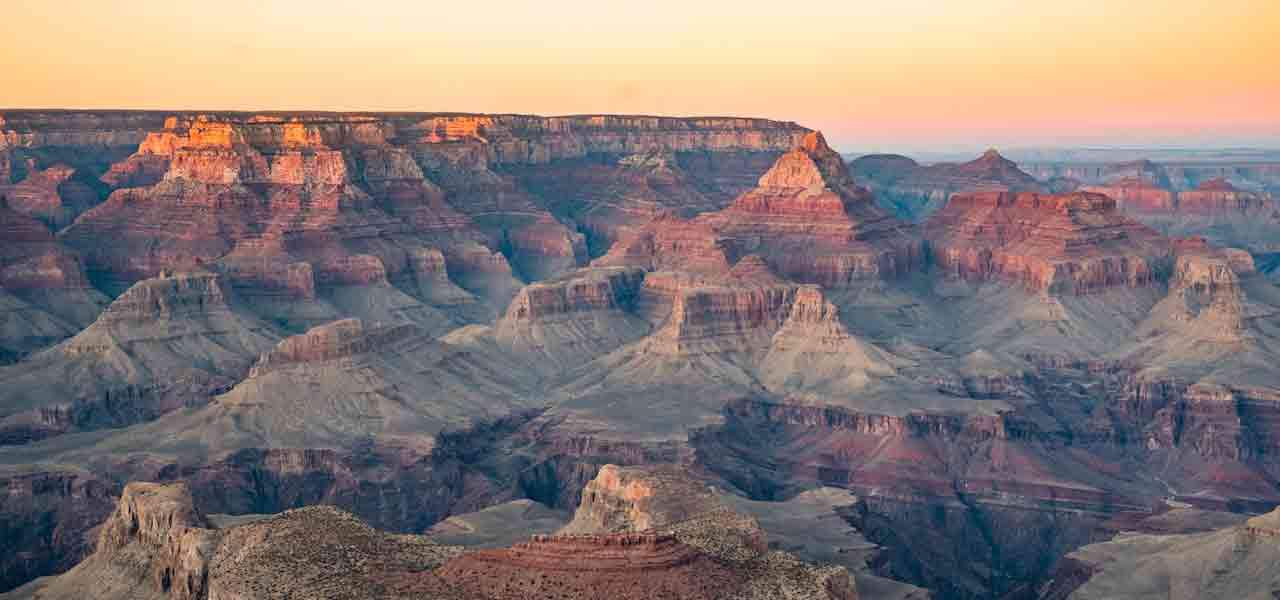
top-left (1040, 507), bottom-right (1280, 600)
top-left (0, 272), bottom-right (276, 444)
top-left (851, 149), bottom-right (1043, 220)
top-left (548, 464), bottom-right (856, 600)
top-left (924, 191), bottom-right (1172, 293)
top-left (7, 470), bottom-right (858, 600)
top-left (494, 267), bottom-right (649, 371)
top-left (9, 110), bottom-right (1280, 600)
top-left (0, 164), bottom-right (101, 229)
top-left (598, 132), bottom-right (920, 286)
top-left (1, 482), bottom-right (465, 600)
top-left (0, 204), bottom-right (107, 360)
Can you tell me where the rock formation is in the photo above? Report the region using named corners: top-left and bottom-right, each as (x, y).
top-left (0, 204), bottom-right (107, 361)
top-left (494, 267), bottom-right (649, 372)
top-left (8, 110), bottom-right (1280, 600)
top-left (924, 191), bottom-right (1172, 293)
top-left (850, 149), bottom-right (1043, 220)
top-left (0, 164), bottom-right (101, 229)
top-left (0, 271), bottom-right (276, 444)
top-left (1033, 158), bottom-right (1280, 281)
top-left (599, 132), bottom-right (920, 286)
top-left (6, 471), bottom-right (859, 600)
top-left (1040, 507), bottom-right (1280, 600)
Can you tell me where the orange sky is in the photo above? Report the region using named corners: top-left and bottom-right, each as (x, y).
top-left (2, 0), bottom-right (1278, 150)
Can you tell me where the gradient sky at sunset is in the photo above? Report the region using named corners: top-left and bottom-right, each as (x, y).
top-left (2, 0), bottom-right (1278, 151)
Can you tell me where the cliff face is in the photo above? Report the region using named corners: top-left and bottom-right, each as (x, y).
top-left (494, 267), bottom-right (650, 370)
top-left (9, 469), bottom-right (856, 600)
top-left (37, 111), bottom-right (802, 327)
top-left (924, 191), bottom-right (1172, 293)
top-left (8, 110), bottom-right (1280, 600)
top-left (1043, 165), bottom-right (1280, 275)
top-left (0, 204), bottom-right (108, 360)
top-left (0, 272), bottom-right (277, 444)
top-left (597, 132), bottom-right (920, 287)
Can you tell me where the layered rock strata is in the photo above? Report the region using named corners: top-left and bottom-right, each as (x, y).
top-left (0, 204), bottom-right (107, 360)
top-left (850, 149), bottom-right (1043, 220)
top-left (598, 132), bottom-right (920, 287)
top-left (924, 191), bottom-right (1172, 293)
top-left (0, 272), bottom-right (276, 444)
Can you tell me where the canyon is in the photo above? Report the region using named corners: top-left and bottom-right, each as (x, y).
top-left (1, 110), bottom-right (1279, 600)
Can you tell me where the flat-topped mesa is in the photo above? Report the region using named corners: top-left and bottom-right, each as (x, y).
top-left (433, 532), bottom-right (742, 600)
top-left (493, 267), bottom-right (651, 367)
top-left (0, 110), bottom-right (166, 150)
top-left (1174, 177), bottom-right (1274, 216)
top-left (925, 190), bottom-right (1174, 294)
top-left (460, 531), bottom-right (703, 571)
top-left (562, 464), bottom-right (735, 535)
top-left (89, 271), bottom-right (229, 325)
top-left (644, 278), bottom-right (799, 356)
top-left (407, 247), bottom-right (478, 307)
top-left (1081, 177), bottom-right (1177, 213)
top-left (215, 237), bottom-right (318, 300)
top-left (250, 318), bottom-right (419, 375)
top-left (407, 114), bottom-right (808, 164)
top-left (498, 267), bottom-right (644, 324)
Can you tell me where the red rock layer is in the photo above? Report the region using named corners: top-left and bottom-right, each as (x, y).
top-left (0, 163), bottom-right (100, 228)
top-left (924, 191), bottom-right (1173, 293)
top-left (1173, 178), bottom-right (1274, 216)
top-left (597, 131), bottom-right (920, 286)
top-left (49, 112), bottom-right (803, 302)
top-left (434, 533), bottom-right (744, 600)
top-left (1081, 178), bottom-right (1179, 214)
top-left (1081, 177), bottom-right (1275, 218)
top-left (499, 267), bottom-right (644, 323)
top-left (250, 319), bottom-right (419, 375)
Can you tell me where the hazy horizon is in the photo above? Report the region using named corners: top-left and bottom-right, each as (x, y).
top-left (4, 0), bottom-right (1277, 151)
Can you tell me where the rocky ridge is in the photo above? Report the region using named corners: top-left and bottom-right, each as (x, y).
top-left (850, 149), bottom-right (1043, 220)
top-left (4, 473), bottom-right (860, 600)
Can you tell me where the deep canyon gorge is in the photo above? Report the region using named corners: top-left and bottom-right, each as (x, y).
top-left (1, 110), bottom-right (1279, 599)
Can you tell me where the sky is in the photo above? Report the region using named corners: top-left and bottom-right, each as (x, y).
top-left (2, 0), bottom-right (1278, 152)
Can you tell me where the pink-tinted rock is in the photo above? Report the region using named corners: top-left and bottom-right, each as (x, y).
top-left (925, 191), bottom-right (1172, 293)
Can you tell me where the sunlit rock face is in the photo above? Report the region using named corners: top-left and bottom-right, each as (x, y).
top-left (9, 110), bottom-right (1280, 600)
top-left (924, 190), bottom-right (1172, 294)
top-left (597, 132), bottom-right (921, 287)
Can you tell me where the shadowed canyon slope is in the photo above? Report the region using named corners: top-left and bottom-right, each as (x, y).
top-left (3, 111), bottom-right (1280, 600)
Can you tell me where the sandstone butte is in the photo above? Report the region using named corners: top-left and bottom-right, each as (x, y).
top-left (4, 110), bottom-right (1280, 600)
top-left (923, 190), bottom-right (1173, 293)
